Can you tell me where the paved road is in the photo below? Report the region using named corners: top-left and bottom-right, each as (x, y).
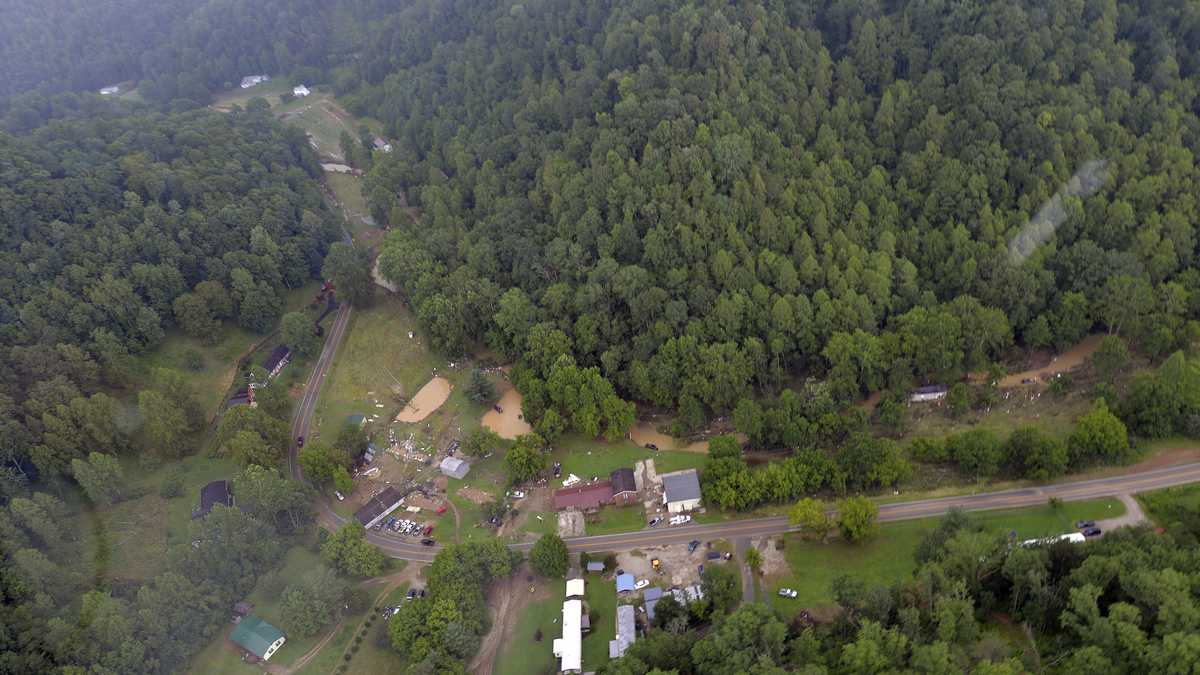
top-left (288, 299), bottom-right (351, 480)
top-left (359, 461), bottom-right (1200, 563)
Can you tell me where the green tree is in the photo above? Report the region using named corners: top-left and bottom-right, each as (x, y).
top-left (70, 452), bottom-right (124, 505)
top-left (232, 464), bottom-right (312, 533)
top-left (321, 523), bottom-right (386, 577)
top-left (743, 547), bottom-right (763, 575)
top-left (1069, 400), bottom-right (1132, 464)
top-left (789, 497), bottom-right (832, 542)
top-left (280, 568), bottom-right (346, 637)
top-left (138, 389), bottom-right (189, 458)
top-left (462, 427), bottom-right (502, 458)
top-left (280, 311), bottom-right (320, 357)
top-left (1092, 335), bottom-right (1129, 384)
top-left (465, 368), bottom-right (495, 404)
top-left (332, 466), bottom-right (354, 494)
top-left (503, 433), bottom-right (546, 485)
top-left (1005, 427), bottom-right (1069, 480)
top-left (837, 496), bottom-right (879, 543)
top-left (172, 292), bottom-right (218, 343)
top-left (530, 533), bottom-right (569, 578)
top-left (699, 563), bottom-right (741, 617)
top-left (322, 242), bottom-right (373, 306)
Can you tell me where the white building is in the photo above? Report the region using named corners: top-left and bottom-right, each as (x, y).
top-left (910, 385), bottom-right (948, 402)
top-left (292, 84), bottom-right (310, 97)
top-left (553, 598), bottom-right (583, 673)
top-left (240, 75), bottom-right (270, 89)
top-left (440, 456), bottom-right (469, 479)
top-left (662, 469), bottom-right (702, 513)
top-left (99, 85), bottom-right (120, 96)
top-left (566, 578), bottom-right (585, 599)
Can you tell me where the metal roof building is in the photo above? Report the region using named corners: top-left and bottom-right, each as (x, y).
top-left (230, 615), bottom-right (285, 661)
top-left (616, 573), bottom-right (635, 593)
top-left (440, 456), bottom-right (469, 479)
top-left (354, 486), bottom-right (405, 528)
top-left (553, 481), bottom-right (613, 511)
top-left (662, 469), bottom-right (702, 513)
top-left (553, 598), bottom-right (583, 673)
top-left (609, 604), bottom-right (637, 658)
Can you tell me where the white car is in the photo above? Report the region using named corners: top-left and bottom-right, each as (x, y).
top-left (635, 579), bottom-right (650, 590)
top-left (778, 588), bottom-right (798, 598)
top-left (334, 491), bottom-right (345, 501)
top-left (562, 474), bottom-right (581, 487)
top-left (506, 490), bottom-right (526, 499)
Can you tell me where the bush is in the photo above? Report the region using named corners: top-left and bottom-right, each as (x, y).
top-left (183, 348), bottom-right (205, 371)
top-left (350, 645), bottom-right (359, 654)
top-left (354, 636), bottom-right (362, 644)
top-left (158, 468), bottom-right (184, 498)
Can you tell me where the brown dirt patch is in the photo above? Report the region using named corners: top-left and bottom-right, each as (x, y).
top-left (481, 385), bottom-right (533, 439)
top-left (470, 563), bottom-right (547, 675)
top-left (405, 493), bottom-right (444, 511)
top-left (395, 377), bottom-right (453, 423)
top-left (458, 486), bottom-right (496, 505)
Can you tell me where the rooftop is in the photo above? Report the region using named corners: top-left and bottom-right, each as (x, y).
top-left (554, 598), bottom-right (582, 672)
top-left (262, 345), bottom-right (290, 371)
top-left (610, 467), bottom-right (637, 495)
top-left (609, 605), bottom-right (636, 658)
top-left (616, 573), bottom-right (635, 593)
top-left (566, 578), bottom-right (585, 598)
top-left (440, 456), bottom-right (469, 479)
top-left (554, 481), bottom-right (613, 510)
top-left (195, 480), bottom-right (231, 518)
top-left (354, 486), bottom-right (404, 527)
top-left (229, 615), bottom-right (284, 659)
top-left (662, 469), bottom-right (702, 503)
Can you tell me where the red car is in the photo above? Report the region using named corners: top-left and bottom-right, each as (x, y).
top-left (423, 524), bottom-right (434, 536)
top-left (436, 505), bottom-right (447, 514)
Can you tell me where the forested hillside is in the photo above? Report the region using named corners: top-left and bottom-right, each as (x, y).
top-left (0, 100), bottom-right (339, 489)
top-left (366, 0), bottom-right (1200, 434)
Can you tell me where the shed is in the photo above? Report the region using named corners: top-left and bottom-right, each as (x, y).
top-left (910, 385), bottom-right (948, 402)
top-left (440, 456), bottom-right (469, 479)
top-left (609, 467), bottom-right (638, 505)
top-left (586, 561), bottom-right (605, 573)
top-left (292, 84), bottom-right (310, 97)
top-left (194, 480), bottom-right (232, 519)
top-left (662, 469), bottom-right (702, 513)
top-left (354, 486), bottom-right (405, 528)
top-left (554, 481), bottom-right (613, 511)
top-left (99, 85), bottom-right (120, 96)
top-left (230, 615), bottom-right (286, 661)
top-left (262, 345), bottom-right (290, 378)
top-left (566, 578), bottom-right (585, 598)
top-left (616, 573), bottom-right (635, 593)
top-left (609, 604), bottom-right (637, 658)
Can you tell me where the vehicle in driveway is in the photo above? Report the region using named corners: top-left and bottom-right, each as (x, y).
top-left (1082, 527), bottom-right (1102, 537)
top-left (698, 564), bottom-right (705, 575)
top-left (644, 443), bottom-right (658, 450)
top-left (706, 551), bottom-right (721, 560)
top-left (688, 540), bottom-right (700, 553)
top-left (296, 436), bottom-right (305, 448)
top-left (648, 517), bottom-right (661, 527)
top-left (1076, 520), bottom-right (1096, 529)
top-left (778, 588), bottom-right (798, 598)
top-left (334, 490), bottom-right (345, 501)
top-left (420, 538), bottom-right (436, 546)
top-left (506, 490), bottom-right (525, 499)
top-left (423, 524), bottom-right (434, 536)
top-left (406, 588), bottom-right (417, 600)
top-left (635, 579), bottom-right (650, 590)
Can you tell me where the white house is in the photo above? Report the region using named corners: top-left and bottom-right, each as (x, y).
top-left (566, 578), bottom-right (585, 599)
top-left (662, 469), bottom-right (702, 514)
top-left (240, 75), bottom-right (270, 89)
top-left (910, 385), bottom-right (949, 403)
top-left (292, 84), bottom-right (310, 97)
top-left (99, 85), bottom-right (120, 96)
top-left (553, 598), bottom-right (583, 673)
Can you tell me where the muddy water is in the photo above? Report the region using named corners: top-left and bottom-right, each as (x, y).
top-left (394, 376), bottom-right (453, 423)
top-left (998, 333), bottom-right (1106, 387)
top-left (481, 387), bottom-right (532, 439)
top-left (629, 422), bottom-right (732, 453)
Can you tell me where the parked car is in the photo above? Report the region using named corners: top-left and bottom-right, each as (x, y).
top-left (1082, 527), bottom-right (1103, 538)
top-left (334, 491), bottom-right (345, 501)
top-left (420, 538), bottom-right (436, 546)
top-left (507, 490), bottom-right (526, 499)
top-left (494, 404), bottom-right (503, 413)
top-left (648, 517), bottom-right (661, 527)
top-left (635, 579), bottom-right (650, 590)
top-left (644, 443), bottom-right (658, 450)
top-left (1076, 520), bottom-right (1096, 529)
top-left (423, 524), bottom-right (434, 536)
top-left (436, 505), bottom-right (447, 514)
top-left (406, 588), bottom-right (418, 600)
top-left (778, 588), bottom-right (798, 598)
top-left (698, 564), bottom-right (705, 575)
top-left (706, 551), bottom-right (721, 560)
top-left (688, 540), bottom-right (701, 553)
top-left (296, 436), bottom-right (305, 448)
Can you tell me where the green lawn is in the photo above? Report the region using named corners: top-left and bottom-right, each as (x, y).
top-left (1138, 484), bottom-right (1200, 527)
top-left (211, 78), bottom-right (293, 110)
top-left (551, 437), bottom-right (708, 482)
top-left (582, 577), bottom-right (619, 669)
top-left (768, 497), bottom-right (1125, 617)
top-left (495, 581), bottom-right (565, 675)
top-left (298, 582), bottom-right (410, 675)
top-left (587, 504), bottom-right (647, 535)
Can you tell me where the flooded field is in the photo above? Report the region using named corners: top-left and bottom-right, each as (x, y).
top-left (629, 422), bottom-right (726, 453)
top-left (998, 333), bottom-right (1105, 387)
top-left (395, 376), bottom-right (453, 423)
top-left (481, 387), bottom-right (532, 439)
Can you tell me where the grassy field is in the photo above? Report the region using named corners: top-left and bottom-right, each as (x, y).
top-left (1138, 484), bottom-right (1200, 527)
top-left (297, 583), bottom-right (410, 675)
top-left (134, 282), bottom-right (319, 417)
top-left (495, 581), bottom-right (564, 675)
top-left (211, 78), bottom-right (293, 110)
top-left (582, 577), bottom-right (620, 668)
top-left (552, 437), bottom-right (708, 482)
top-left (587, 504), bottom-right (647, 535)
top-left (766, 497), bottom-right (1124, 617)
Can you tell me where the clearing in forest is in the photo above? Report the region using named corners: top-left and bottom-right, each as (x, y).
top-left (481, 386), bottom-right (533, 439)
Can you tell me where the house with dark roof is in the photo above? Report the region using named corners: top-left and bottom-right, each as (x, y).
top-left (554, 481), bottom-right (613, 511)
top-left (354, 486), bottom-right (405, 528)
top-left (262, 346), bottom-right (291, 379)
top-left (610, 468), bottom-right (637, 505)
top-left (644, 586), bottom-right (663, 620)
top-left (230, 615), bottom-right (286, 661)
top-left (193, 480), bottom-right (232, 519)
top-left (227, 387), bottom-right (252, 408)
top-left (662, 469), bottom-right (702, 513)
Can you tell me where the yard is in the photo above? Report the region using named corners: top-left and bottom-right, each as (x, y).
top-left (587, 504), bottom-right (647, 536)
top-left (582, 576), bottom-right (619, 669)
top-left (766, 497), bottom-right (1125, 618)
top-left (495, 580), bottom-right (565, 675)
top-left (1137, 483), bottom-right (1200, 527)
top-left (551, 437), bottom-right (708, 482)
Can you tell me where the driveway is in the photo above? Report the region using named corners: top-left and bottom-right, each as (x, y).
top-left (1096, 493), bottom-right (1148, 531)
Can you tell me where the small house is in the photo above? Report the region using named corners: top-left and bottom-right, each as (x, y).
top-left (554, 481), bottom-right (613, 511)
top-left (229, 615), bottom-right (285, 661)
top-left (240, 75), bottom-right (269, 89)
top-left (193, 480), bottom-right (232, 519)
top-left (662, 469), bottom-right (702, 514)
top-left (566, 578), bottom-right (585, 598)
top-left (373, 137), bottom-right (393, 153)
top-left (262, 345), bottom-right (290, 379)
top-left (292, 84), bottom-right (310, 97)
top-left (610, 467), bottom-right (637, 505)
top-left (99, 85), bottom-right (120, 96)
top-left (227, 387), bottom-right (252, 408)
top-left (440, 456), bottom-right (469, 479)
top-left (609, 604), bottom-right (636, 658)
top-left (586, 561), bottom-right (605, 573)
top-left (643, 586), bottom-right (663, 620)
top-left (616, 573), bottom-right (635, 593)
top-left (354, 486), bottom-right (405, 529)
top-left (910, 385), bottom-right (948, 402)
